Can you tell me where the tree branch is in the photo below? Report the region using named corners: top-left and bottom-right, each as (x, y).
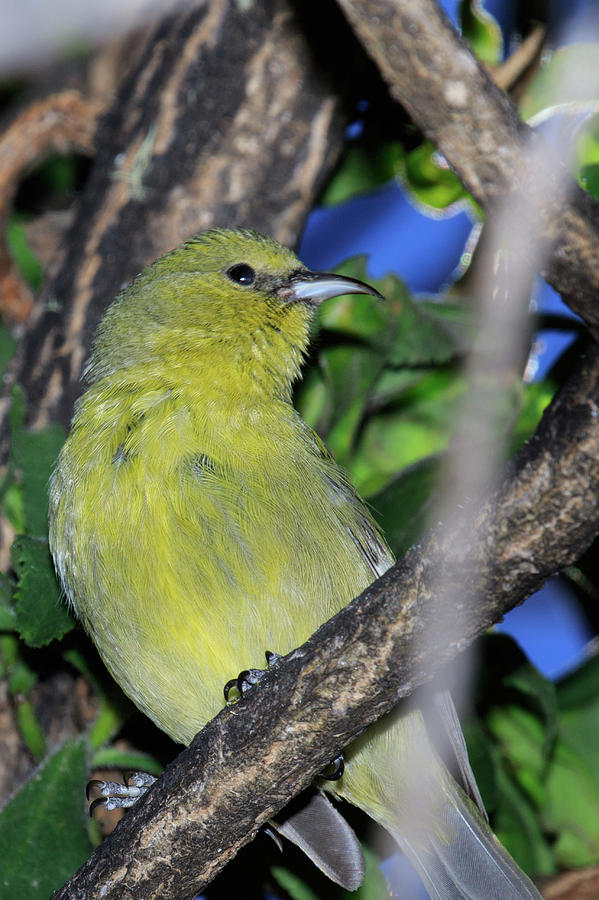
top-left (53, 342), bottom-right (599, 899)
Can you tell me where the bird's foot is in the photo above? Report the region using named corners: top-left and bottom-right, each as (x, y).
top-left (319, 754), bottom-right (345, 781)
top-left (223, 650), bottom-right (282, 703)
top-left (86, 771), bottom-right (156, 814)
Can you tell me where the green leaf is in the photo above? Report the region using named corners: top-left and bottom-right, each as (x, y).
top-left (463, 717), bottom-right (499, 813)
top-left (1, 481), bottom-right (26, 533)
top-left (0, 571), bottom-right (16, 630)
top-left (574, 113), bottom-right (599, 200)
top-left (544, 738), bottom-right (599, 867)
top-left (295, 366), bottom-right (329, 433)
top-left (6, 215), bottom-right (43, 290)
top-left (35, 154), bottom-right (80, 195)
top-left (502, 661), bottom-right (558, 757)
top-left (10, 402), bottom-right (65, 537)
top-left (271, 865), bottom-right (322, 900)
top-left (320, 344), bottom-right (384, 466)
top-left (6, 652), bottom-right (37, 695)
top-left (557, 653), bottom-right (599, 710)
top-left (351, 369), bottom-right (465, 495)
top-left (509, 379), bottom-right (554, 454)
top-left (320, 143), bottom-right (404, 207)
top-left (365, 367), bottom-right (433, 411)
top-left (492, 759), bottom-right (554, 876)
top-left (460, 1), bottom-right (504, 65)
top-left (519, 43), bottom-right (599, 123)
top-left (556, 655), bottom-right (599, 794)
top-left (16, 698), bottom-right (46, 760)
top-left (0, 739), bottom-right (93, 899)
top-left (368, 457), bottom-right (440, 556)
top-left (485, 705), bottom-right (548, 808)
top-left (11, 534), bottom-right (74, 646)
top-left (63, 646), bottom-right (137, 749)
top-left (387, 294), bottom-right (463, 368)
top-left (90, 746), bottom-right (163, 776)
top-left (400, 141), bottom-right (469, 210)
top-left (316, 257), bottom-right (392, 345)
top-left (0, 321), bottom-right (16, 378)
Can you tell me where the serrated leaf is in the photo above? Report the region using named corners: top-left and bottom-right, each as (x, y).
top-left (0, 739), bottom-right (92, 899)
top-left (366, 367), bottom-right (433, 412)
top-left (11, 534), bottom-right (74, 646)
top-left (11, 417), bottom-right (65, 538)
top-left (388, 297), bottom-right (461, 367)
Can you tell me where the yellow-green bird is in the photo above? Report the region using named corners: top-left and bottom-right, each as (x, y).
top-left (49, 228), bottom-right (541, 898)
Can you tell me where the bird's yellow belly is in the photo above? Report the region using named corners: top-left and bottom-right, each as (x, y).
top-left (53, 428), bottom-right (378, 745)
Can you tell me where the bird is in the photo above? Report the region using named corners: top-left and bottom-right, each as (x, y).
top-left (49, 228), bottom-right (542, 898)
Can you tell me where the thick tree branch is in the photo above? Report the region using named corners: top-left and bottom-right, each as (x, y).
top-left (335, 0), bottom-right (599, 332)
top-left (53, 345), bottom-right (599, 899)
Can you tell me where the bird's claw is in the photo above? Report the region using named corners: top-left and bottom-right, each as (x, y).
top-left (319, 753), bottom-right (345, 781)
top-left (86, 771), bottom-right (156, 813)
top-left (224, 650), bottom-right (281, 703)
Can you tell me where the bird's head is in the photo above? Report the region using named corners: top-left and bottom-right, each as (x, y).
top-left (86, 228), bottom-right (382, 399)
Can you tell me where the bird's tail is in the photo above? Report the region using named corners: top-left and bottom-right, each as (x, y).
top-left (335, 706), bottom-right (543, 899)
top-left (391, 779), bottom-right (542, 899)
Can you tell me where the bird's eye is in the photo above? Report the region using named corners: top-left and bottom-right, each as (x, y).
top-left (226, 263), bottom-right (255, 286)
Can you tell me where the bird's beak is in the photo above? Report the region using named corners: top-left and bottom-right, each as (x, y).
top-left (279, 270), bottom-right (384, 306)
